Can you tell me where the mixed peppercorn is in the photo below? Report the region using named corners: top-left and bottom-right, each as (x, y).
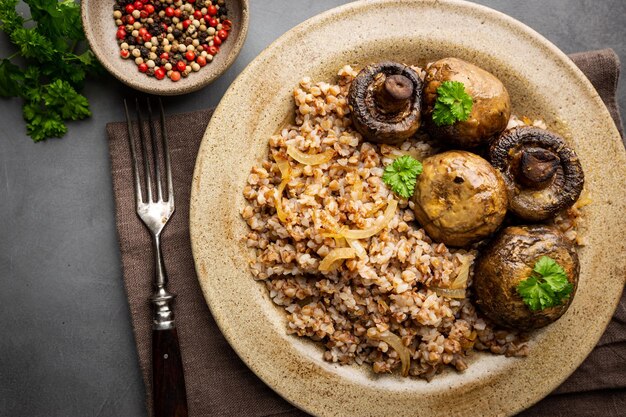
top-left (113, 0), bottom-right (232, 81)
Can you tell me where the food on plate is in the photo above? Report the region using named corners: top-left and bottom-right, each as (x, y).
top-left (423, 57), bottom-right (511, 148)
top-left (473, 225), bottom-right (579, 330)
top-left (113, 0), bottom-right (232, 81)
top-left (489, 126), bottom-right (585, 221)
top-left (348, 62), bottom-right (423, 144)
top-left (241, 59), bottom-right (586, 379)
top-left (411, 150), bottom-right (508, 247)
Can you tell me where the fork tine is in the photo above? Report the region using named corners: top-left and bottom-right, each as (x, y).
top-left (158, 98), bottom-right (174, 206)
top-left (135, 98), bottom-right (153, 203)
top-left (147, 99), bottom-right (164, 201)
top-left (124, 99), bottom-right (143, 204)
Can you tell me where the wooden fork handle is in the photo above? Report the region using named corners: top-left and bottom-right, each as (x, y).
top-left (153, 327), bottom-right (188, 417)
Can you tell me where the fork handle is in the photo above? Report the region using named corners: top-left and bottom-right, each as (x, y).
top-left (153, 326), bottom-right (188, 417)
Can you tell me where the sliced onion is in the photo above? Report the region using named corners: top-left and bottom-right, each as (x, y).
top-left (341, 199), bottom-right (398, 240)
top-left (275, 180), bottom-right (289, 223)
top-left (433, 287), bottom-right (466, 299)
top-left (319, 248), bottom-right (356, 272)
top-left (368, 329), bottom-right (411, 377)
top-left (449, 256), bottom-right (472, 290)
top-left (346, 238), bottom-right (367, 259)
top-left (287, 145), bottom-right (335, 165)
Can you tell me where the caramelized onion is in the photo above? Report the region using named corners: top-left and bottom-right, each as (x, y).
top-left (341, 199), bottom-right (398, 239)
top-left (432, 256), bottom-right (472, 299)
top-left (367, 328), bottom-right (411, 377)
top-left (287, 145), bottom-right (335, 165)
top-left (273, 154), bottom-right (292, 224)
top-left (319, 248), bottom-right (356, 272)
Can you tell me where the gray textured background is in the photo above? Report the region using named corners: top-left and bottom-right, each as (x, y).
top-left (0, 1), bottom-right (624, 416)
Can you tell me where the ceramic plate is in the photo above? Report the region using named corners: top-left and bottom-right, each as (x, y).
top-left (190, 1), bottom-right (626, 416)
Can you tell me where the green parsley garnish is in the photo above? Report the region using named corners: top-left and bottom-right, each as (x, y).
top-left (382, 155), bottom-right (423, 199)
top-left (432, 81), bottom-right (473, 127)
top-left (0, 0), bottom-right (100, 142)
top-left (516, 256), bottom-right (573, 311)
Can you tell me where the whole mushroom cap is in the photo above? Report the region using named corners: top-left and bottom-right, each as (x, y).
top-left (412, 150), bottom-right (508, 247)
top-left (489, 126), bottom-right (585, 221)
top-left (348, 62), bottom-right (423, 144)
top-left (473, 225), bottom-right (579, 331)
top-left (423, 57), bottom-right (511, 148)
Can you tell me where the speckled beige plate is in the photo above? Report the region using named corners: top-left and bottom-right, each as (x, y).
top-left (190, 1), bottom-right (626, 416)
top-left (81, 0), bottom-right (248, 95)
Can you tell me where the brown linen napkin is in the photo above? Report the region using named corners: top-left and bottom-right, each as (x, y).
top-left (106, 49), bottom-right (625, 417)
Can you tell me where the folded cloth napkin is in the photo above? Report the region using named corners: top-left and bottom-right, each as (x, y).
top-left (106, 49), bottom-right (625, 417)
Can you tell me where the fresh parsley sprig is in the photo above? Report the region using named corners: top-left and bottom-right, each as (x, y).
top-left (0, 0), bottom-right (100, 142)
top-left (517, 256), bottom-right (574, 311)
top-left (432, 81), bottom-right (473, 127)
top-left (382, 155), bottom-right (423, 199)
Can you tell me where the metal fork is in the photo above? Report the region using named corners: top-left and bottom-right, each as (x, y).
top-left (124, 98), bottom-right (188, 417)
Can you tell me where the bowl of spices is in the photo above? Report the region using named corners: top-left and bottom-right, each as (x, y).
top-left (82, 0), bottom-right (248, 95)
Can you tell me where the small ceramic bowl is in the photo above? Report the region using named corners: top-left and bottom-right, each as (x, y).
top-left (81, 0), bottom-right (248, 95)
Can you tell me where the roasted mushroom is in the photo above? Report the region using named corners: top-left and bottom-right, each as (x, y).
top-left (489, 126), bottom-right (584, 221)
top-left (473, 225), bottom-right (579, 330)
top-left (412, 150), bottom-right (508, 247)
top-left (423, 57), bottom-right (511, 148)
top-left (348, 62), bottom-right (423, 144)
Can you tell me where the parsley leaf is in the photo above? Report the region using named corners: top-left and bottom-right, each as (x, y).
top-left (0, 58), bottom-right (24, 97)
top-left (517, 256), bottom-right (573, 311)
top-left (0, 0), bottom-right (23, 34)
top-left (432, 81), bottom-right (473, 127)
top-left (382, 155), bottom-right (423, 198)
top-left (43, 79), bottom-right (91, 120)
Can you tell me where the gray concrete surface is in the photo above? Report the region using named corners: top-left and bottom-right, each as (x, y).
top-left (0, 1), bottom-right (624, 416)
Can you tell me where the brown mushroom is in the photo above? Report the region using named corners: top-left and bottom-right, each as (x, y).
top-left (348, 62), bottom-right (423, 144)
top-left (489, 126), bottom-right (585, 221)
top-left (412, 150), bottom-right (508, 247)
top-left (473, 225), bottom-right (579, 330)
top-left (423, 57), bottom-right (511, 148)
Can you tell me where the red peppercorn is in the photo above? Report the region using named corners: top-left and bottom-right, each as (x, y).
top-left (187, 0), bottom-right (195, 3)
top-left (217, 29), bottom-right (228, 40)
top-left (207, 5), bottom-right (217, 16)
top-left (154, 67), bottom-right (166, 80)
top-left (138, 27), bottom-right (148, 36)
top-left (160, 52), bottom-right (169, 60)
top-left (182, 19), bottom-right (192, 29)
top-left (173, 9), bottom-right (181, 18)
top-left (120, 49), bottom-right (130, 58)
top-left (207, 45), bottom-right (218, 55)
top-left (185, 51), bottom-right (196, 61)
top-left (133, 1), bottom-right (143, 10)
top-left (141, 0), bottom-right (149, 3)
top-left (140, 10), bottom-right (148, 19)
top-left (144, 4), bottom-right (155, 14)
top-left (138, 63), bottom-right (148, 73)
top-left (170, 71), bottom-right (181, 81)
top-left (124, 15), bottom-right (134, 24)
top-left (176, 61), bottom-right (186, 72)
top-left (125, 4), bottom-right (134, 14)
top-left (116, 29), bottom-right (126, 39)
top-left (221, 19), bottom-right (232, 30)
top-left (207, 17), bottom-right (218, 27)
top-left (196, 56), bottom-right (207, 67)
top-left (142, 32), bottom-right (152, 42)
top-left (193, 10), bottom-right (203, 20)
top-left (161, 23), bottom-right (168, 31)
top-left (212, 35), bottom-right (222, 46)
top-left (165, 7), bottom-right (175, 17)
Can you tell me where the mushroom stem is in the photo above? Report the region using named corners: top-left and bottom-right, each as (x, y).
top-left (516, 148), bottom-right (559, 188)
top-left (374, 74), bottom-right (414, 114)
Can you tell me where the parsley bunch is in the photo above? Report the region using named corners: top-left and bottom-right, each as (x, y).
top-left (382, 155), bottom-right (423, 199)
top-left (432, 81), bottom-right (473, 127)
top-left (0, 0), bottom-right (100, 142)
top-left (517, 256), bottom-right (574, 311)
